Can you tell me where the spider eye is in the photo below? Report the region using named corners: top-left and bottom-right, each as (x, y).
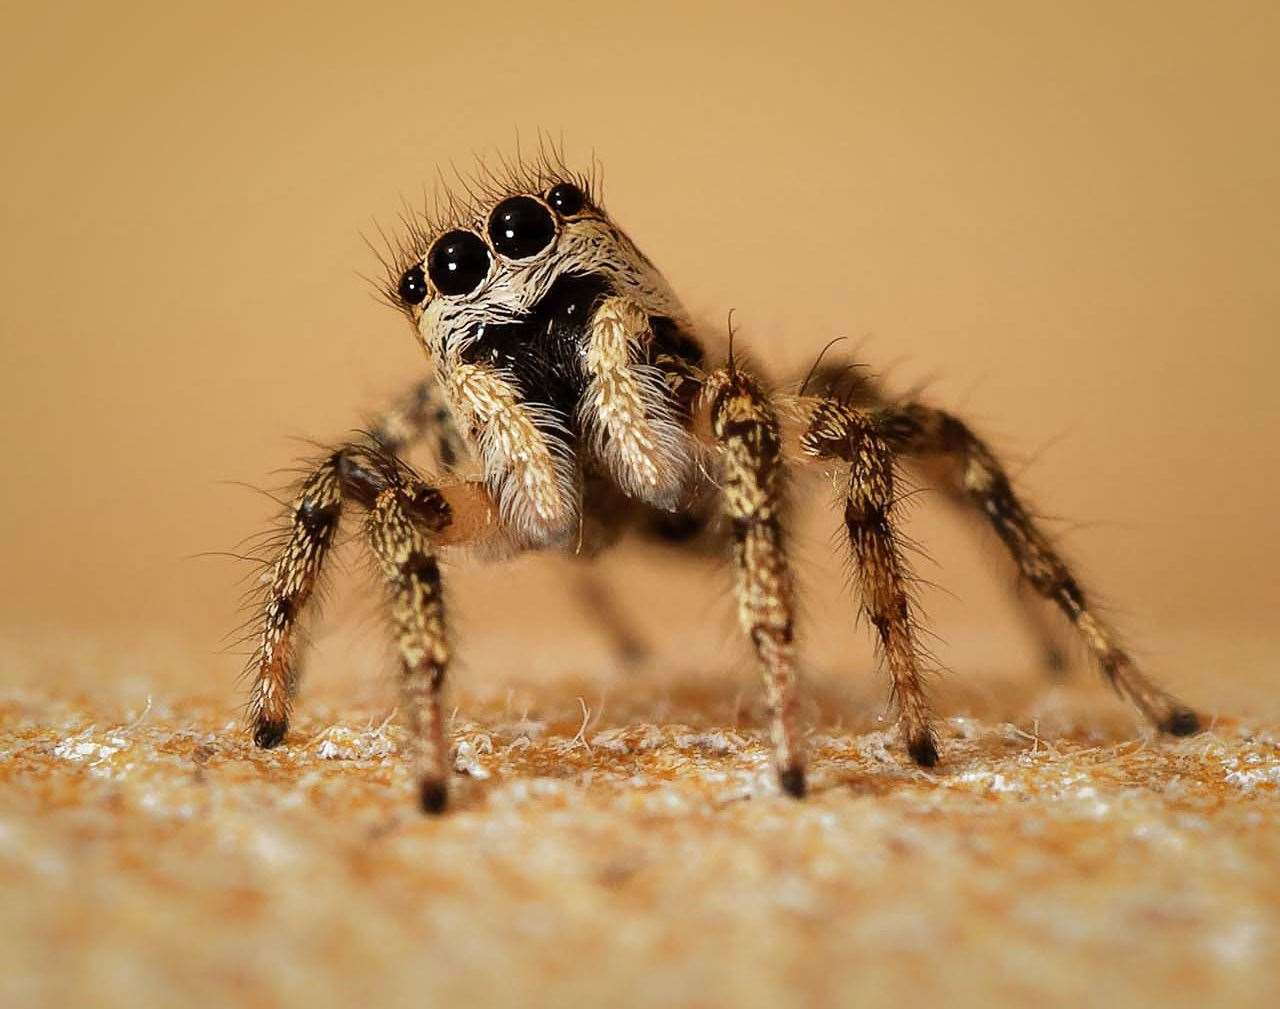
top-left (487, 196), bottom-right (556, 259)
top-left (397, 263), bottom-right (428, 305)
top-left (546, 182), bottom-right (585, 216)
top-left (426, 230), bottom-right (490, 296)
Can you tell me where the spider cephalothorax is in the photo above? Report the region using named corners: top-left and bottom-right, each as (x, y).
top-left (245, 151), bottom-right (1201, 814)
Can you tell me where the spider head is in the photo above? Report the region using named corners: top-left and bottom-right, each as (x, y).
top-left (376, 154), bottom-right (700, 544)
top-left (383, 164), bottom-right (682, 366)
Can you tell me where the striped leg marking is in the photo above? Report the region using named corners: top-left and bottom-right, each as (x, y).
top-left (706, 367), bottom-right (806, 797)
top-left (800, 362), bottom-right (1070, 677)
top-left (249, 456), bottom-right (343, 749)
top-left (801, 400), bottom-right (939, 765)
top-left (248, 441), bottom-right (483, 813)
top-left (882, 403), bottom-right (1199, 735)
top-left (366, 487), bottom-right (451, 812)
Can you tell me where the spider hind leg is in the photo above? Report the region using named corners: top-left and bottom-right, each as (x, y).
top-left (881, 402), bottom-right (1201, 736)
top-left (808, 361), bottom-right (1073, 679)
top-left (799, 398), bottom-right (940, 766)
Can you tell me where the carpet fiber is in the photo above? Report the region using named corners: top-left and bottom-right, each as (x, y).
top-left (2, 642), bottom-right (1277, 1009)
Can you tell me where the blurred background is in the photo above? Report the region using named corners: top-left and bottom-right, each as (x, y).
top-left (2, 0), bottom-right (1276, 714)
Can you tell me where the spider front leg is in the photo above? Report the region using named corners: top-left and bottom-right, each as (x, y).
top-left (798, 399), bottom-right (940, 765)
top-left (703, 367), bottom-right (807, 797)
top-left (364, 486), bottom-right (457, 811)
top-left (880, 403), bottom-right (1200, 735)
top-left (248, 440), bottom-right (499, 812)
top-left (249, 456), bottom-right (343, 749)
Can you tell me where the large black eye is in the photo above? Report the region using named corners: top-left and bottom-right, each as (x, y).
top-left (397, 263), bottom-right (428, 305)
top-left (426, 230), bottom-right (490, 296)
top-left (546, 182), bottom-right (584, 216)
top-left (487, 196), bottom-right (556, 259)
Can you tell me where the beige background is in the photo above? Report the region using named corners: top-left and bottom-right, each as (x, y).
top-left (4, 6), bottom-right (1280, 1009)
top-left (2, 0), bottom-right (1277, 710)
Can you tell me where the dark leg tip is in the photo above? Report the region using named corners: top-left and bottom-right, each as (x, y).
top-left (419, 779), bottom-right (449, 815)
top-left (778, 765), bottom-right (807, 799)
top-left (1162, 708), bottom-right (1202, 737)
top-left (253, 720), bottom-right (287, 749)
top-left (907, 733), bottom-right (940, 768)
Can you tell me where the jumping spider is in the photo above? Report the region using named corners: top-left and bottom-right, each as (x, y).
top-left (245, 151), bottom-right (1200, 813)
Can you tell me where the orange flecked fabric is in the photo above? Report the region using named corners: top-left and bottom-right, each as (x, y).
top-left (2, 632), bottom-right (1277, 1009)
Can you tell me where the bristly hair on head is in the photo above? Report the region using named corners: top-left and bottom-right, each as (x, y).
top-left (363, 132), bottom-right (603, 314)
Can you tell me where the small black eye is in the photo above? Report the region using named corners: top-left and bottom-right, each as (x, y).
top-left (487, 196), bottom-right (556, 259)
top-left (397, 263), bottom-right (428, 305)
top-left (546, 182), bottom-right (585, 216)
top-left (426, 230), bottom-right (490, 296)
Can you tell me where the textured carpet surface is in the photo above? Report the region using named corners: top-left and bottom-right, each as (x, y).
top-left (2, 635), bottom-right (1277, 1009)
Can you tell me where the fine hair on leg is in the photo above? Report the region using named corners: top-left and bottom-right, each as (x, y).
top-left (703, 365), bottom-right (807, 797)
top-left (880, 402), bottom-right (1199, 735)
top-left (246, 437), bottom-right (495, 813)
top-left (798, 397), bottom-right (940, 765)
top-left (365, 486), bottom-right (452, 813)
top-left (804, 359), bottom-right (1071, 678)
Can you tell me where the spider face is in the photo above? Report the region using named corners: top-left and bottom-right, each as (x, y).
top-left (384, 168), bottom-right (698, 546)
top-left (391, 178), bottom-right (683, 357)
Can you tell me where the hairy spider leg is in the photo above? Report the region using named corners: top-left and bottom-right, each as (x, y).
top-left (878, 403), bottom-right (1200, 735)
top-left (249, 439), bottom-right (501, 813)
